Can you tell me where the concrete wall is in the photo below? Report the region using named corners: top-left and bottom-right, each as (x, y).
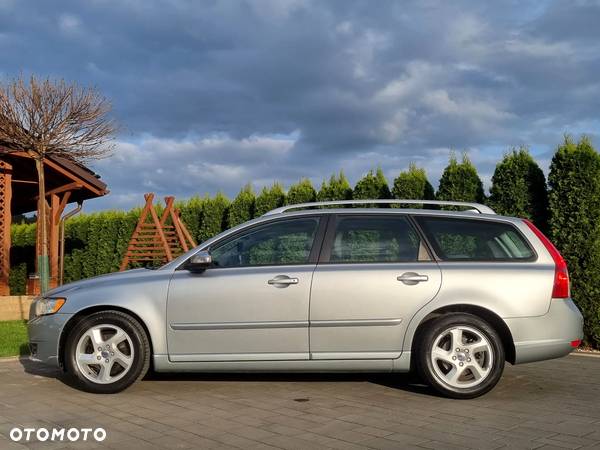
top-left (0, 296), bottom-right (33, 321)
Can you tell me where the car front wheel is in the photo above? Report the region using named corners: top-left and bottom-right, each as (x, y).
top-left (416, 313), bottom-right (505, 399)
top-left (65, 310), bottom-right (150, 393)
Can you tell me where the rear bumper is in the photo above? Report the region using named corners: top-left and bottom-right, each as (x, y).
top-left (505, 298), bottom-right (584, 364)
top-left (27, 313), bottom-right (73, 368)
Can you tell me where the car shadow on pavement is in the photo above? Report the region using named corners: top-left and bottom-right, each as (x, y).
top-left (19, 357), bottom-right (104, 392)
top-left (143, 370), bottom-right (437, 397)
top-left (18, 358), bottom-right (438, 397)
top-left (19, 356), bottom-right (65, 380)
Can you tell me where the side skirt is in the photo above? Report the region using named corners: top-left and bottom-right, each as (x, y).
top-left (153, 354), bottom-right (405, 373)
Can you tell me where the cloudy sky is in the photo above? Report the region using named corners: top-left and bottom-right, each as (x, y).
top-left (2, 0), bottom-right (599, 211)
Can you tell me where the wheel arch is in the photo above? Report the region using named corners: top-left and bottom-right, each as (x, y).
top-left (58, 305), bottom-right (154, 370)
top-left (410, 304), bottom-right (516, 365)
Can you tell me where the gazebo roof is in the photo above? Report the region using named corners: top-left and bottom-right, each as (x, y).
top-left (0, 146), bottom-right (108, 214)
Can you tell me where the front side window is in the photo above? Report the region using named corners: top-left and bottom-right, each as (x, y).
top-left (329, 215), bottom-right (423, 263)
top-left (415, 216), bottom-right (535, 261)
top-left (210, 218), bottom-right (320, 267)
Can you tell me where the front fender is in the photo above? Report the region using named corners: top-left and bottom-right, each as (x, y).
top-left (59, 270), bottom-right (173, 356)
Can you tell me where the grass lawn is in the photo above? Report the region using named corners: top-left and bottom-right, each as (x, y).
top-left (0, 320), bottom-right (29, 357)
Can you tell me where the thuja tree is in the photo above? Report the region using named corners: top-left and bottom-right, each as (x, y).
top-left (489, 147), bottom-right (548, 229)
top-left (255, 183), bottom-right (286, 216)
top-left (228, 184), bottom-right (255, 227)
top-left (353, 168), bottom-right (391, 200)
top-left (391, 163), bottom-right (435, 206)
top-left (61, 209), bottom-right (138, 283)
top-left (437, 153), bottom-right (485, 204)
top-left (548, 136), bottom-right (600, 347)
top-left (286, 178), bottom-right (316, 205)
top-left (177, 196), bottom-right (204, 243)
top-left (8, 263), bottom-right (27, 295)
top-left (317, 171), bottom-right (353, 202)
top-left (198, 193), bottom-right (229, 243)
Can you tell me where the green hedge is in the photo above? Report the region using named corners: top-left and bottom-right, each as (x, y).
top-left (8, 263), bottom-right (27, 295)
top-left (391, 163), bottom-right (435, 205)
top-left (286, 178), bottom-right (316, 205)
top-left (489, 147), bottom-right (548, 230)
top-left (228, 184), bottom-right (255, 228)
top-left (317, 171), bottom-right (353, 202)
top-left (176, 196), bottom-right (203, 243)
top-left (11, 222), bottom-right (37, 247)
top-left (198, 193), bottom-right (229, 242)
top-left (255, 183), bottom-right (285, 216)
top-left (437, 153), bottom-right (485, 204)
top-left (354, 168), bottom-right (391, 200)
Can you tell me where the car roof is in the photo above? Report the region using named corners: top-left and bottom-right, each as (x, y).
top-left (262, 207), bottom-right (521, 223)
top-left (264, 199), bottom-right (496, 215)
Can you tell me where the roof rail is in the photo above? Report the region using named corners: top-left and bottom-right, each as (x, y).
top-left (264, 199), bottom-right (495, 216)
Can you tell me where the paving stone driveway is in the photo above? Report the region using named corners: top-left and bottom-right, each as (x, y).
top-left (0, 354), bottom-right (599, 450)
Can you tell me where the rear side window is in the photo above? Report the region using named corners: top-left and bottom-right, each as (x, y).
top-left (415, 216), bottom-right (535, 261)
top-left (329, 215), bottom-right (426, 263)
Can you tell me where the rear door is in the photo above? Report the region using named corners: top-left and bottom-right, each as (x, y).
top-left (309, 214), bottom-right (442, 359)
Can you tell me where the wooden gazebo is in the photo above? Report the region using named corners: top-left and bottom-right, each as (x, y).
top-left (0, 146), bottom-right (108, 295)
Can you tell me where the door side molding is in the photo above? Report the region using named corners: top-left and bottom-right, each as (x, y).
top-left (310, 318), bottom-right (402, 327)
top-left (170, 320), bottom-right (308, 331)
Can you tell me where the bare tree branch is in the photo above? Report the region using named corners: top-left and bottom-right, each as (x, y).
top-left (0, 75), bottom-right (117, 162)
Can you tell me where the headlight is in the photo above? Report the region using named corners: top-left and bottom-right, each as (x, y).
top-left (33, 297), bottom-right (66, 317)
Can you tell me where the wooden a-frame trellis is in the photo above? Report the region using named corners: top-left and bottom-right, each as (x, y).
top-left (119, 193), bottom-right (196, 271)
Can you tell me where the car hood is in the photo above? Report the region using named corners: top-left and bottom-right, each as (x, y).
top-left (43, 268), bottom-right (152, 297)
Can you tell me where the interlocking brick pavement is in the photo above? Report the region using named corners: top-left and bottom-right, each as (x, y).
top-left (0, 354), bottom-right (599, 449)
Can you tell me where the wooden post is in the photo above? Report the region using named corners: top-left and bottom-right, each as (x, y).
top-left (0, 160), bottom-right (12, 295)
top-left (172, 208), bottom-right (190, 252)
top-left (173, 208), bottom-right (196, 250)
top-left (49, 194), bottom-right (59, 289)
top-left (32, 196), bottom-right (51, 295)
top-left (48, 192), bottom-right (70, 289)
top-left (148, 197), bottom-right (172, 261)
top-left (160, 197), bottom-right (196, 255)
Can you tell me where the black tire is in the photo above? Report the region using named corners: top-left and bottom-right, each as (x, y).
top-left (415, 313), bottom-right (505, 399)
top-left (64, 310), bottom-right (150, 394)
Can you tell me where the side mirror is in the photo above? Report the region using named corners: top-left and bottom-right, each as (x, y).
top-left (187, 251), bottom-right (212, 272)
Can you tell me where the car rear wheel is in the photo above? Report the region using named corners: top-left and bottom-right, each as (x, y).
top-left (65, 310), bottom-right (150, 394)
top-left (416, 313), bottom-right (505, 399)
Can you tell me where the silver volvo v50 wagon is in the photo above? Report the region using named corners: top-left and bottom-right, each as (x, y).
top-left (28, 200), bottom-right (583, 398)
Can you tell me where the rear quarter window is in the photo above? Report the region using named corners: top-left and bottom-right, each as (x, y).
top-left (415, 216), bottom-right (535, 261)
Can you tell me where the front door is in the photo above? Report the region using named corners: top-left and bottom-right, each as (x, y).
top-left (167, 216), bottom-right (325, 361)
top-left (309, 214), bottom-right (442, 359)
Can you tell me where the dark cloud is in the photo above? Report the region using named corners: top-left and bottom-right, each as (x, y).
top-left (1, 0), bottom-right (599, 210)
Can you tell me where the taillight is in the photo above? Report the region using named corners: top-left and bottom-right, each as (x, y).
top-left (523, 220), bottom-right (570, 298)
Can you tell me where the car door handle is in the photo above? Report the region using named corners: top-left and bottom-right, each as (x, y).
top-left (397, 272), bottom-right (429, 285)
top-left (268, 276), bottom-right (299, 287)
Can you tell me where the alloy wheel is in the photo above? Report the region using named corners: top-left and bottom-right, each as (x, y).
top-left (430, 325), bottom-right (494, 389)
top-left (75, 324), bottom-right (135, 385)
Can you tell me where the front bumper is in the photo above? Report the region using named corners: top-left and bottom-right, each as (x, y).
top-left (506, 298), bottom-right (584, 364)
top-left (28, 313), bottom-right (73, 367)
